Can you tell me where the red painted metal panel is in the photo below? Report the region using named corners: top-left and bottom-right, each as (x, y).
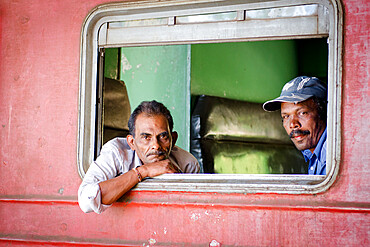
top-left (339, 0), bottom-right (370, 205)
top-left (0, 198), bottom-right (369, 246)
top-left (0, 0), bottom-right (369, 246)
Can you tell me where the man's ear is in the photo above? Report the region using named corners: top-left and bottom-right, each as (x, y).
top-left (126, 135), bottom-right (136, 151)
top-left (171, 131), bottom-right (178, 148)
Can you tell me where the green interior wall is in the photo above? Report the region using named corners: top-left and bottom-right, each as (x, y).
top-left (119, 45), bottom-right (190, 150)
top-left (190, 40), bottom-right (299, 103)
top-left (190, 39), bottom-right (328, 103)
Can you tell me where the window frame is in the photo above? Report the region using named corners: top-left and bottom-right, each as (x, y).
top-left (78, 0), bottom-right (343, 194)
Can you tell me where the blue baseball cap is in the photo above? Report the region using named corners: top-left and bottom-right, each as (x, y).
top-left (263, 76), bottom-right (327, 112)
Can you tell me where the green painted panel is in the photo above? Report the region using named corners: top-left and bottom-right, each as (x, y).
top-left (120, 45), bottom-right (190, 150)
top-left (190, 40), bottom-right (299, 103)
top-left (104, 48), bottom-right (119, 79)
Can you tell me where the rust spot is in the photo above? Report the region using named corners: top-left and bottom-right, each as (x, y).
top-left (134, 219), bottom-right (144, 230)
top-left (19, 16), bottom-right (30, 24)
top-left (60, 223), bottom-right (67, 232)
top-left (38, 137), bottom-right (46, 147)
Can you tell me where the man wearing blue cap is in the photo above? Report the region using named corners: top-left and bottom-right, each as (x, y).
top-left (263, 76), bottom-right (327, 175)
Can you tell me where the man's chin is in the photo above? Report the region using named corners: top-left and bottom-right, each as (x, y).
top-left (293, 141), bottom-right (313, 151)
top-left (291, 140), bottom-right (305, 151)
top-left (291, 136), bottom-right (308, 150)
top-left (146, 155), bottom-right (167, 163)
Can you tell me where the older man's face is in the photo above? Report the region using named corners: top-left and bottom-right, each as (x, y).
top-left (127, 113), bottom-right (175, 164)
top-left (281, 99), bottom-right (326, 152)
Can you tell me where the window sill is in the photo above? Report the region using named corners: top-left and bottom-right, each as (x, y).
top-left (135, 174), bottom-right (328, 194)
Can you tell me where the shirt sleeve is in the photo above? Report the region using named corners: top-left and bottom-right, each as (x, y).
top-left (171, 146), bottom-right (201, 174)
top-left (78, 140), bottom-right (125, 214)
top-left (182, 159), bottom-right (201, 173)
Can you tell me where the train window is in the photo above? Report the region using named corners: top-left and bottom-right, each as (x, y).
top-left (78, 0), bottom-right (343, 194)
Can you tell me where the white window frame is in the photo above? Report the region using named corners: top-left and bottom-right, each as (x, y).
top-left (78, 0), bottom-right (343, 194)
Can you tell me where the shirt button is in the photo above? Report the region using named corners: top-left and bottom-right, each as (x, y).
top-left (310, 167), bottom-right (314, 170)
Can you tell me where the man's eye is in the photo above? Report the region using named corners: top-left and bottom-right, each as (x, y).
top-left (160, 134), bottom-right (169, 139)
top-left (281, 115), bottom-right (290, 123)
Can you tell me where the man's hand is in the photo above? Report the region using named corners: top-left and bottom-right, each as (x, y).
top-left (99, 159), bottom-right (179, 205)
top-left (138, 159), bottom-right (179, 178)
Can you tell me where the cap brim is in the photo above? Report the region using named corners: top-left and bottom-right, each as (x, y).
top-left (262, 94), bottom-right (312, 112)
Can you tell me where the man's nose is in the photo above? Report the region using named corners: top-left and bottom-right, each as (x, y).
top-left (150, 137), bottom-right (161, 149)
top-left (289, 115), bottom-right (301, 129)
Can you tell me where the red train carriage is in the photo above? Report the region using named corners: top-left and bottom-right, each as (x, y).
top-left (0, 0), bottom-right (369, 246)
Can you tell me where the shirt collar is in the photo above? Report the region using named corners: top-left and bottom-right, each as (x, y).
top-left (133, 152), bottom-right (143, 168)
top-left (301, 127), bottom-right (327, 161)
top-left (313, 127), bottom-right (327, 158)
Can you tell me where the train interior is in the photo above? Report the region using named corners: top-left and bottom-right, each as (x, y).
top-left (101, 38), bottom-right (328, 174)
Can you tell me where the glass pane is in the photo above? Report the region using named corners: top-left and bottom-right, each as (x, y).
top-left (246, 4), bottom-right (318, 19)
top-left (109, 18), bottom-right (168, 28)
top-left (176, 11), bottom-right (237, 24)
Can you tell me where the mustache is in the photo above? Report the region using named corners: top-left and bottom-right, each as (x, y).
top-left (289, 129), bottom-right (310, 138)
top-left (147, 150), bottom-right (166, 156)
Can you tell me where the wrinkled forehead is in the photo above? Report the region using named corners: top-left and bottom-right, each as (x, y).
top-left (135, 113), bottom-right (170, 134)
top-left (280, 98), bottom-right (318, 113)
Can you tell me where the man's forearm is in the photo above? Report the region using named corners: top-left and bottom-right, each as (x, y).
top-left (99, 169), bottom-right (141, 205)
top-left (98, 161), bottom-right (176, 205)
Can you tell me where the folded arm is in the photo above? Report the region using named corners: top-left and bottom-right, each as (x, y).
top-left (99, 160), bottom-right (178, 205)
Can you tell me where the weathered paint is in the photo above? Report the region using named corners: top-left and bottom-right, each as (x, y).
top-left (0, 0), bottom-right (369, 246)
